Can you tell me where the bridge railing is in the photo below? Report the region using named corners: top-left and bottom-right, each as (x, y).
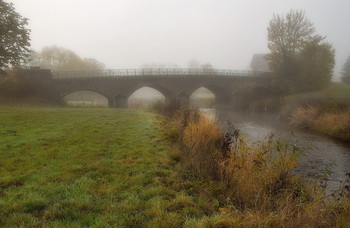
top-left (52, 68), bottom-right (270, 79)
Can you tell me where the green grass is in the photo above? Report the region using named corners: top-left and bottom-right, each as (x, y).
top-left (0, 107), bottom-right (216, 227)
top-left (286, 82), bottom-right (350, 100)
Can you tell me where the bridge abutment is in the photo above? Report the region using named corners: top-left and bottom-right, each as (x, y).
top-left (108, 98), bottom-right (114, 108)
top-left (108, 97), bottom-right (128, 108)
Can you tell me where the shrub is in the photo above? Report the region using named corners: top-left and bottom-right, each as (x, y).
top-left (189, 96), bottom-right (215, 108)
top-left (0, 68), bottom-right (61, 104)
top-left (152, 98), bottom-right (189, 119)
top-left (183, 115), bottom-right (222, 179)
top-left (290, 106), bottom-right (319, 129)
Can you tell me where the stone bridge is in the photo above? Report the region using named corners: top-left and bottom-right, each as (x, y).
top-left (52, 68), bottom-right (272, 108)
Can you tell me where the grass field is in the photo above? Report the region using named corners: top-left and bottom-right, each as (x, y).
top-left (0, 107), bottom-right (216, 227)
top-left (285, 82), bottom-right (350, 100)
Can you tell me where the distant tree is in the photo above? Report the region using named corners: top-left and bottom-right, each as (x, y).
top-left (30, 46), bottom-right (105, 71)
top-left (267, 10), bottom-right (335, 93)
top-left (140, 62), bottom-right (179, 69)
top-left (188, 60), bottom-right (215, 70)
top-left (0, 1), bottom-right (31, 69)
top-left (342, 55), bottom-right (350, 83)
top-left (201, 63), bottom-right (213, 70)
top-left (201, 63), bottom-right (216, 75)
top-left (298, 37), bottom-right (335, 90)
top-left (187, 59), bottom-right (201, 69)
top-left (82, 58), bottom-right (106, 70)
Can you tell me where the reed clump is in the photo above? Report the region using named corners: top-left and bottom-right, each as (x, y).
top-left (183, 115), bottom-right (222, 179)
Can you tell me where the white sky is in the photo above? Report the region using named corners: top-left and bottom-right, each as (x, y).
top-left (10, 0), bottom-right (350, 80)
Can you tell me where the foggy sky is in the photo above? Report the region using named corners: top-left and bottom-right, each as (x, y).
top-left (10, 0), bottom-right (350, 80)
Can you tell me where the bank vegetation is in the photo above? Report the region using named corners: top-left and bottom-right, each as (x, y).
top-left (154, 99), bottom-right (350, 227)
top-left (279, 83), bottom-right (350, 142)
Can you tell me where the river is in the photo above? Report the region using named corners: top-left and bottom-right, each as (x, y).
top-left (200, 108), bottom-right (350, 192)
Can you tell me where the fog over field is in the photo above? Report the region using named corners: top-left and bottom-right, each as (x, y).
top-left (11, 0), bottom-right (350, 80)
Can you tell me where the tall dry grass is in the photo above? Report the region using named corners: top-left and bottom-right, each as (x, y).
top-left (183, 115), bottom-right (221, 179)
top-left (289, 106), bottom-right (319, 129)
top-left (289, 105), bottom-right (350, 142)
top-left (281, 97), bottom-right (350, 142)
top-left (155, 99), bottom-right (350, 227)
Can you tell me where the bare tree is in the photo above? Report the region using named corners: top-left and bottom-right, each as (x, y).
top-left (187, 59), bottom-right (201, 69)
top-left (140, 62), bottom-right (179, 69)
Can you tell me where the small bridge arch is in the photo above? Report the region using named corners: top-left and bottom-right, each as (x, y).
top-left (127, 84), bottom-right (174, 99)
top-left (187, 84), bottom-right (233, 108)
top-left (62, 89), bottom-right (109, 107)
top-left (127, 86), bottom-right (166, 108)
top-left (189, 87), bottom-right (216, 108)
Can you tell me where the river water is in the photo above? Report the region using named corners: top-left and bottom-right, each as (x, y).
top-left (200, 108), bottom-right (350, 192)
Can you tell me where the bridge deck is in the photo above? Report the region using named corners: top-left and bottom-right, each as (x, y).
top-left (52, 68), bottom-right (270, 79)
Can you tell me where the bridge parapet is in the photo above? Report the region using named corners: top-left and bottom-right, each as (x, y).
top-left (52, 68), bottom-right (270, 79)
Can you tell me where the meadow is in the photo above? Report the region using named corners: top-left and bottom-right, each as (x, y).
top-left (285, 82), bottom-right (350, 101)
top-left (0, 107), bottom-right (216, 227)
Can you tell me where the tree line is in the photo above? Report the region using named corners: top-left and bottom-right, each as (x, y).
top-left (29, 46), bottom-right (105, 71)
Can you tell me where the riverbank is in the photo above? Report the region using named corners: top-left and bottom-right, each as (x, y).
top-left (155, 101), bottom-right (350, 227)
top-left (281, 83), bottom-right (350, 142)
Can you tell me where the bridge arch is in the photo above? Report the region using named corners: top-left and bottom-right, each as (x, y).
top-left (127, 86), bottom-right (165, 109)
top-left (108, 84), bottom-right (173, 108)
top-left (62, 90), bottom-right (109, 107)
top-left (127, 84), bottom-right (174, 98)
top-left (61, 89), bottom-right (110, 99)
top-left (187, 84), bottom-right (232, 108)
top-left (189, 87), bottom-right (215, 108)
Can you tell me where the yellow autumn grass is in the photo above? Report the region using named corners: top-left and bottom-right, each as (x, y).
top-left (183, 115), bottom-right (222, 179)
top-left (314, 113), bottom-right (350, 134)
top-left (290, 105), bottom-right (350, 141)
top-left (290, 106), bottom-right (319, 129)
top-left (156, 100), bottom-right (350, 227)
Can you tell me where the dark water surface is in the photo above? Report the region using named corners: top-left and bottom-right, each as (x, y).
top-left (201, 108), bottom-right (350, 192)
